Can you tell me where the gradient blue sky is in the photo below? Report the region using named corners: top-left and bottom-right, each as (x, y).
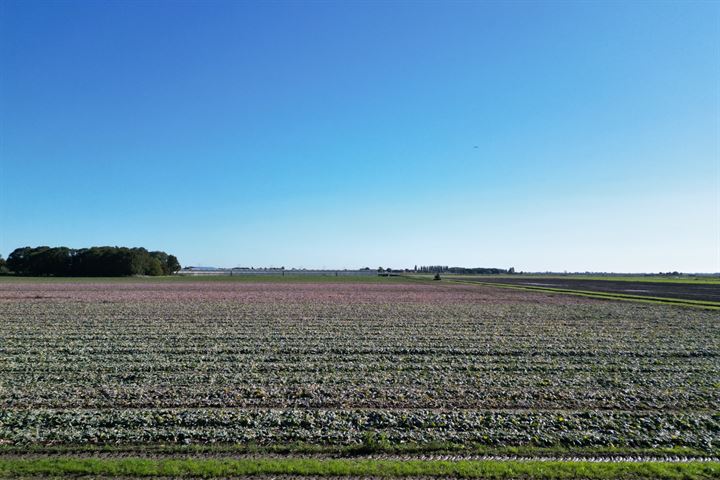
top-left (1, 1), bottom-right (718, 272)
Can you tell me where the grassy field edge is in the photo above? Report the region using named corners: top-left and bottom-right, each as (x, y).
top-left (0, 457), bottom-right (718, 479)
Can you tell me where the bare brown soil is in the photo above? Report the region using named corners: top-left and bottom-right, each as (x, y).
top-left (461, 277), bottom-right (720, 303)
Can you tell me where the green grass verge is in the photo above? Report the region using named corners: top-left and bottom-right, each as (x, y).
top-left (0, 457), bottom-right (718, 479)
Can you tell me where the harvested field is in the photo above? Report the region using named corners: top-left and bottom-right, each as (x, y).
top-left (0, 279), bottom-right (598, 304)
top-left (0, 278), bottom-right (718, 478)
top-left (455, 276), bottom-right (720, 303)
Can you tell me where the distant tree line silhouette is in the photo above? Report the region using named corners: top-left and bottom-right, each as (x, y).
top-left (5, 246), bottom-right (181, 276)
top-left (417, 266), bottom-right (514, 274)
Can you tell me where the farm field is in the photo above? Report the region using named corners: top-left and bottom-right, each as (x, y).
top-left (0, 277), bottom-right (718, 478)
top-left (444, 275), bottom-right (720, 305)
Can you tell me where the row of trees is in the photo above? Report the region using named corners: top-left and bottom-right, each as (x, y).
top-left (4, 246), bottom-right (181, 276)
top-left (416, 266), bottom-right (515, 274)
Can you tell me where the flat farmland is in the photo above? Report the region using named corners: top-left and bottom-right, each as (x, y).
top-left (450, 276), bottom-right (720, 304)
top-left (0, 278), bottom-right (719, 478)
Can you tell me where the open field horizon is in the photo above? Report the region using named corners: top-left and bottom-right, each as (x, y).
top-left (1, 277), bottom-right (718, 478)
top-left (2, 272), bottom-right (719, 283)
top-left (2, 1), bottom-right (718, 477)
top-left (2, 273), bottom-right (719, 308)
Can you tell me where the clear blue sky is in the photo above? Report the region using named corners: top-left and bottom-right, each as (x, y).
top-left (1, 1), bottom-right (718, 272)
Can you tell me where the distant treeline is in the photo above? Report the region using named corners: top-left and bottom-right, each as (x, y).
top-left (416, 266), bottom-right (515, 274)
top-left (3, 246), bottom-right (181, 276)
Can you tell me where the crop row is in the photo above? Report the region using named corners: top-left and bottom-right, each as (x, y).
top-left (3, 367), bottom-right (717, 410)
top-left (1, 281), bottom-right (718, 452)
top-left (1, 409), bottom-right (717, 450)
top-left (3, 304), bottom-right (716, 352)
top-left (2, 301), bottom-right (717, 412)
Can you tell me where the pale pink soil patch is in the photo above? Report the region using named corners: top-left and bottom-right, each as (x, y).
top-left (0, 281), bottom-right (600, 305)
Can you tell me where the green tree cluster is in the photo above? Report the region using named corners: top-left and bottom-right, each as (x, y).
top-left (5, 246), bottom-right (181, 276)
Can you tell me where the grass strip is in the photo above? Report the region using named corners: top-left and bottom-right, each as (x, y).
top-left (447, 279), bottom-right (720, 309)
top-left (0, 457), bottom-right (718, 479)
